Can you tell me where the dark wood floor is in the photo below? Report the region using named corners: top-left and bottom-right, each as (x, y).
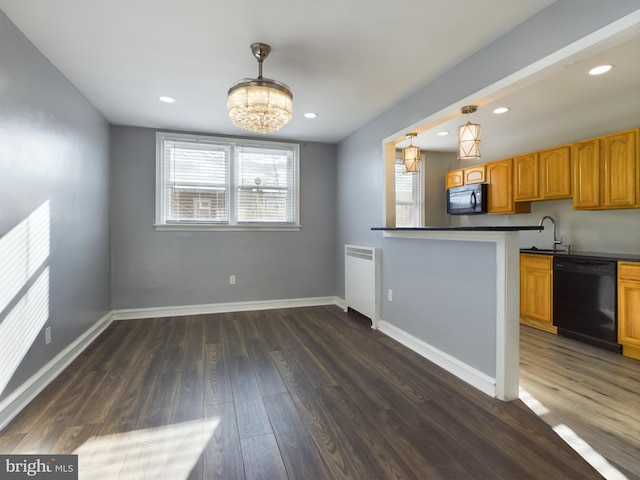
top-left (520, 325), bottom-right (640, 480)
top-left (0, 306), bottom-right (605, 479)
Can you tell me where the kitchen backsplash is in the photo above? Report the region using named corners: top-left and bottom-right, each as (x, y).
top-left (448, 198), bottom-right (640, 254)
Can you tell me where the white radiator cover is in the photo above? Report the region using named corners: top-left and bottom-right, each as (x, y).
top-left (344, 245), bottom-right (380, 328)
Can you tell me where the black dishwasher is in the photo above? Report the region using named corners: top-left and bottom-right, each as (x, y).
top-left (553, 257), bottom-right (621, 353)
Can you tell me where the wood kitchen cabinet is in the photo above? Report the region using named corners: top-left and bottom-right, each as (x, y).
top-left (540, 145), bottom-right (572, 199)
top-left (463, 165), bottom-right (486, 184)
top-left (573, 128), bottom-right (639, 210)
top-left (445, 127), bottom-right (636, 212)
top-left (514, 146), bottom-right (571, 201)
top-left (618, 262), bottom-right (640, 360)
top-left (602, 129), bottom-right (638, 208)
top-left (487, 158), bottom-right (531, 214)
top-left (514, 153), bottom-right (539, 201)
top-left (445, 169), bottom-right (464, 189)
top-left (445, 165), bottom-right (486, 189)
top-left (573, 137), bottom-right (600, 208)
top-left (520, 254), bottom-right (555, 333)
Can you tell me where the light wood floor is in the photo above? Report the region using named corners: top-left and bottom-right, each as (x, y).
top-left (520, 325), bottom-right (640, 480)
top-left (0, 306), bottom-right (619, 479)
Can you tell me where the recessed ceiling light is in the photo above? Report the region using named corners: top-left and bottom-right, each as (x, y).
top-left (493, 107), bottom-right (510, 114)
top-left (159, 96), bottom-right (176, 103)
top-left (304, 112), bottom-right (318, 119)
top-left (588, 65), bottom-right (612, 76)
top-left (436, 131), bottom-right (449, 136)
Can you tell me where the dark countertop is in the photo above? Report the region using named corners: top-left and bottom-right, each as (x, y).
top-left (520, 248), bottom-right (640, 262)
top-left (372, 226), bottom-right (543, 232)
top-left (371, 227), bottom-right (640, 262)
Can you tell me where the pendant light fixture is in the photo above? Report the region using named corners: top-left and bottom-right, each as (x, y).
top-left (227, 43), bottom-right (293, 134)
top-left (403, 133), bottom-right (421, 174)
top-left (458, 105), bottom-right (481, 160)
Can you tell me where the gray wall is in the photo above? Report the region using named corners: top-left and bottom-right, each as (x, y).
top-left (383, 238), bottom-right (497, 376)
top-left (0, 11), bottom-right (111, 402)
top-left (336, 1), bottom-right (640, 375)
top-left (110, 126), bottom-right (337, 309)
top-left (423, 151), bottom-right (450, 226)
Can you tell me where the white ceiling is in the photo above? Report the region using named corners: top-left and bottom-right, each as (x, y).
top-left (0, 1), bottom-right (638, 158)
top-left (401, 26), bottom-right (640, 161)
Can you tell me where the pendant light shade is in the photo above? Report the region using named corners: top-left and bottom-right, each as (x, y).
top-left (403, 133), bottom-right (421, 174)
top-left (227, 43), bottom-right (293, 134)
top-left (458, 105), bottom-right (481, 160)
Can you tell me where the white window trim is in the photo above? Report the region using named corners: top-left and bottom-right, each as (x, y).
top-left (155, 132), bottom-right (301, 231)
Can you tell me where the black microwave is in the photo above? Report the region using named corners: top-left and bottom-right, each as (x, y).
top-left (446, 183), bottom-right (488, 215)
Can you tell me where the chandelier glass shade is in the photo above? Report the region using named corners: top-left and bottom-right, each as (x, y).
top-left (457, 105), bottom-right (481, 160)
top-left (403, 133), bottom-right (421, 174)
top-left (227, 43), bottom-right (293, 134)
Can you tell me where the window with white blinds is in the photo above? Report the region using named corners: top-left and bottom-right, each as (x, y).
top-left (235, 144), bottom-right (295, 223)
top-left (156, 132), bottom-right (300, 230)
top-left (395, 156), bottom-right (424, 227)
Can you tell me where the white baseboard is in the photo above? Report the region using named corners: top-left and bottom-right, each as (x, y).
top-left (112, 296), bottom-right (342, 321)
top-left (378, 319), bottom-right (497, 398)
top-left (0, 312), bottom-right (113, 431)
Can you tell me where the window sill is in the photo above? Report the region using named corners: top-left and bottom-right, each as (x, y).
top-left (154, 223), bottom-right (302, 232)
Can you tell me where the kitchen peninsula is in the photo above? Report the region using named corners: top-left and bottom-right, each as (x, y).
top-left (371, 225), bottom-right (542, 401)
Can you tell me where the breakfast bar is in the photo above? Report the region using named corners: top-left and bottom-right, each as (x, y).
top-left (371, 226), bottom-right (542, 401)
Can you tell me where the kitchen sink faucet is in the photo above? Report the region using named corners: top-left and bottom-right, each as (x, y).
top-left (538, 215), bottom-right (563, 251)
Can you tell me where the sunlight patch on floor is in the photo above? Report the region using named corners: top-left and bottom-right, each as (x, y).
top-left (553, 424), bottom-right (628, 480)
top-left (519, 387), bottom-right (627, 480)
top-left (74, 418), bottom-right (220, 480)
top-left (518, 387), bottom-right (549, 416)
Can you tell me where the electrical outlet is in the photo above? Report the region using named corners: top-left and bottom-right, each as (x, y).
top-left (230, 275), bottom-right (236, 285)
top-left (388, 289), bottom-right (393, 302)
top-left (44, 327), bottom-right (51, 345)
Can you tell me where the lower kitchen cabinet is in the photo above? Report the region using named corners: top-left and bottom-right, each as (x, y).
top-left (618, 262), bottom-right (640, 360)
top-left (520, 254), bottom-right (556, 333)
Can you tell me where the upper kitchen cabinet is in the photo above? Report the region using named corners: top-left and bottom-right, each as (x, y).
top-left (445, 169), bottom-right (464, 189)
top-left (445, 165), bottom-right (486, 189)
top-left (602, 129), bottom-right (638, 208)
top-left (463, 165), bottom-right (486, 185)
top-left (514, 146), bottom-right (571, 202)
top-left (540, 146), bottom-right (571, 199)
top-left (514, 153), bottom-right (539, 201)
top-left (573, 128), bottom-right (639, 210)
top-left (573, 137), bottom-right (600, 208)
top-left (487, 158), bottom-right (531, 214)
top-left (445, 127), bottom-right (637, 213)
